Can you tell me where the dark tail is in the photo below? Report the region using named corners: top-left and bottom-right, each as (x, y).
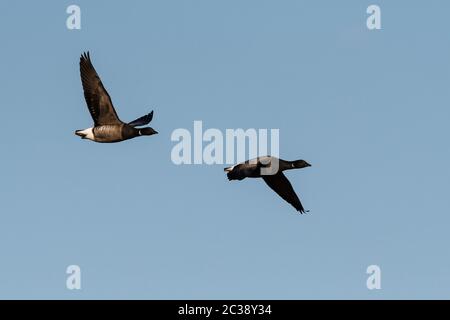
top-left (75, 130), bottom-right (85, 138)
top-left (224, 167), bottom-right (245, 181)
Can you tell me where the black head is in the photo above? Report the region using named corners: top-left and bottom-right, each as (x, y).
top-left (138, 127), bottom-right (158, 136)
top-left (292, 160), bottom-right (311, 169)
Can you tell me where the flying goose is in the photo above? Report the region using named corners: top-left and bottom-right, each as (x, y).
top-left (75, 52), bottom-right (158, 143)
top-left (224, 156), bottom-right (311, 213)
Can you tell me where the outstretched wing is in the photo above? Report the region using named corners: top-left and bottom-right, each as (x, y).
top-left (128, 111), bottom-right (154, 127)
top-left (79, 52), bottom-right (122, 125)
top-left (262, 172), bottom-right (307, 213)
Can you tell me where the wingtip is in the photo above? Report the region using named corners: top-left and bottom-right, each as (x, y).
top-left (148, 110), bottom-right (154, 123)
top-left (80, 51), bottom-right (91, 61)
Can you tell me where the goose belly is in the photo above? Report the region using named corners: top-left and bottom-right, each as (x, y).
top-left (93, 125), bottom-right (125, 143)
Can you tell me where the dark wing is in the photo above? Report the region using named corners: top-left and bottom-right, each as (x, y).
top-left (128, 111), bottom-right (154, 127)
top-left (79, 52), bottom-right (122, 125)
top-left (262, 172), bottom-right (307, 213)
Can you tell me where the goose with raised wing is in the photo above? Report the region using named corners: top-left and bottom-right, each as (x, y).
top-left (225, 156), bottom-right (311, 213)
top-left (75, 52), bottom-right (158, 143)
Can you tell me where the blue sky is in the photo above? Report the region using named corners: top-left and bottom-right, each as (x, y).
top-left (1, 0), bottom-right (450, 299)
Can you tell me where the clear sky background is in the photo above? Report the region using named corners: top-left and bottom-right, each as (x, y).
top-left (1, 0), bottom-right (450, 299)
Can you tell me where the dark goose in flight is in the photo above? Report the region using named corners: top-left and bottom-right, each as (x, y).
top-left (75, 52), bottom-right (158, 143)
top-left (224, 156), bottom-right (311, 213)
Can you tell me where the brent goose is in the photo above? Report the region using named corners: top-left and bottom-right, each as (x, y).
top-left (75, 52), bottom-right (158, 143)
top-left (224, 156), bottom-right (311, 213)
